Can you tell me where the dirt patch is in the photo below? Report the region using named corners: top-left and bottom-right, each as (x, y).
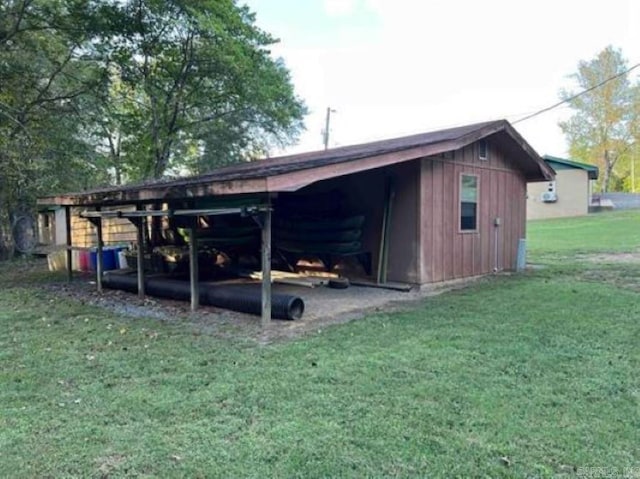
top-left (560, 251), bottom-right (640, 293)
top-left (579, 252), bottom-right (640, 264)
top-left (95, 453), bottom-right (126, 477)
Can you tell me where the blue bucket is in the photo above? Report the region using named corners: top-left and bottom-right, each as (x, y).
top-left (90, 248), bottom-right (118, 271)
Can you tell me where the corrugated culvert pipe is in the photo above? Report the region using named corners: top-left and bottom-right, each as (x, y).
top-left (207, 285), bottom-right (304, 321)
top-left (103, 274), bottom-right (304, 320)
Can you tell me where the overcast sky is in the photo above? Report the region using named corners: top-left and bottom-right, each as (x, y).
top-left (244, 0), bottom-right (640, 157)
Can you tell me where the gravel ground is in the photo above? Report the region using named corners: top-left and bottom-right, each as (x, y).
top-left (37, 259), bottom-right (487, 343)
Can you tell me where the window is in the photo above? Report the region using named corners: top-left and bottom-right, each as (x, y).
top-left (460, 174), bottom-right (478, 231)
top-left (478, 140), bottom-right (488, 160)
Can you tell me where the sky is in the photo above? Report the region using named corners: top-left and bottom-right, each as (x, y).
top-left (243, 0), bottom-right (640, 158)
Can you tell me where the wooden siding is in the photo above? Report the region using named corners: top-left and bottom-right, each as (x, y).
top-left (70, 206), bottom-right (137, 248)
top-left (418, 140), bottom-right (527, 283)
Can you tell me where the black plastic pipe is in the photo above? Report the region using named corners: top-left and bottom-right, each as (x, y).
top-left (102, 274), bottom-right (304, 320)
top-left (207, 285), bottom-right (304, 321)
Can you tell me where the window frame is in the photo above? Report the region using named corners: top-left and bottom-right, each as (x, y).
top-left (478, 140), bottom-right (488, 161)
top-left (459, 173), bottom-right (479, 233)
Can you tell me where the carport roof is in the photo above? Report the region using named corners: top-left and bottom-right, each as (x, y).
top-left (38, 119), bottom-right (554, 207)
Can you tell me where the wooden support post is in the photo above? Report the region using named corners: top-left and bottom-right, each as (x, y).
top-left (95, 210), bottom-right (103, 293)
top-left (261, 205), bottom-right (272, 327)
top-left (377, 178), bottom-right (395, 284)
top-left (65, 206), bottom-right (72, 282)
top-left (189, 220), bottom-right (199, 312)
top-left (136, 209), bottom-right (146, 298)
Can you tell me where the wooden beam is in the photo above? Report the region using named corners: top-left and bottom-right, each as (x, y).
top-left (65, 206), bottom-right (72, 282)
top-left (95, 208), bottom-right (103, 293)
top-left (136, 207), bottom-right (146, 298)
top-left (261, 202), bottom-right (272, 327)
top-left (189, 220), bottom-right (199, 312)
top-left (79, 206), bottom-right (267, 219)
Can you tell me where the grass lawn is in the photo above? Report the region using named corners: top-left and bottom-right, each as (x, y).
top-left (1, 211), bottom-right (640, 477)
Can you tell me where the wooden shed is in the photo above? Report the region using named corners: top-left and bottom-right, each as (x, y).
top-left (38, 120), bottom-right (553, 321)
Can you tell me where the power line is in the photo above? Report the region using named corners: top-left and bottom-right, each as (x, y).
top-left (512, 61), bottom-right (640, 125)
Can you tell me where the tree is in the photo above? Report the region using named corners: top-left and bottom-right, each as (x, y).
top-left (559, 46), bottom-right (640, 192)
top-left (0, 0), bottom-right (109, 257)
top-left (95, 0), bottom-right (307, 180)
top-left (0, 0), bottom-right (306, 257)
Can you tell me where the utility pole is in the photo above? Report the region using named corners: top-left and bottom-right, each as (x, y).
top-left (322, 107), bottom-right (336, 150)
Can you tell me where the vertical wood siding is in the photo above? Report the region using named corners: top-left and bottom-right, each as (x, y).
top-left (419, 140), bottom-right (526, 283)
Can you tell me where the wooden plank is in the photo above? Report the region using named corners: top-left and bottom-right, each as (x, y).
top-left (453, 164), bottom-right (463, 279)
top-left (489, 168), bottom-right (498, 272)
top-left (506, 172), bottom-right (513, 269)
top-left (420, 161), bottom-right (428, 281)
top-left (261, 206), bottom-right (272, 327)
top-left (135, 207), bottom-right (146, 298)
top-left (511, 172), bottom-right (523, 269)
top-left (189, 223), bottom-right (199, 312)
top-left (416, 159), bottom-right (426, 283)
top-left (273, 278), bottom-right (320, 288)
top-left (429, 160), bottom-right (436, 281)
top-left (377, 178), bottom-right (393, 283)
top-left (480, 168), bottom-right (491, 274)
top-left (64, 206), bottom-right (73, 281)
top-left (350, 280), bottom-right (413, 292)
top-left (499, 170), bottom-right (507, 271)
top-left (442, 162), bottom-right (455, 280)
top-left (473, 168), bottom-right (483, 276)
top-left (432, 160), bottom-right (444, 282)
top-left (95, 212), bottom-right (104, 293)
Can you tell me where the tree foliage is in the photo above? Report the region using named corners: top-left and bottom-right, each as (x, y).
top-left (87, 0), bottom-right (306, 180)
top-left (559, 46), bottom-right (640, 192)
top-left (0, 0), bottom-right (306, 255)
top-left (0, 0), bottom-right (107, 256)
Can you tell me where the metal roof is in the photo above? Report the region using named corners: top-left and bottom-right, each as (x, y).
top-left (38, 119), bottom-right (554, 206)
top-left (542, 155), bottom-right (599, 180)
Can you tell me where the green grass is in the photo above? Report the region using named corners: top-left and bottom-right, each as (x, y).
top-left (528, 209), bottom-right (640, 261)
top-left (2, 211), bottom-right (640, 477)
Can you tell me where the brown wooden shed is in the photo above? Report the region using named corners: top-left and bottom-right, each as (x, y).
top-left (38, 120), bottom-right (553, 321)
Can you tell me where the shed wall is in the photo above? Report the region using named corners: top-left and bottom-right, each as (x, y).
top-left (70, 206), bottom-right (137, 248)
top-left (419, 141), bottom-right (527, 283)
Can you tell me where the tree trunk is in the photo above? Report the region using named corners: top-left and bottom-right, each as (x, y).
top-left (602, 165), bottom-right (612, 193)
top-left (602, 151), bottom-right (613, 193)
top-left (0, 208), bottom-right (15, 260)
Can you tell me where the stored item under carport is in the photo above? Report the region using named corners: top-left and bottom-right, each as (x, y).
top-left (102, 274), bottom-right (304, 320)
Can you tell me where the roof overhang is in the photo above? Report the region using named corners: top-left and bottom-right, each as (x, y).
top-left (38, 120), bottom-right (554, 207)
top-left (542, 155), bottom-right (599, 180)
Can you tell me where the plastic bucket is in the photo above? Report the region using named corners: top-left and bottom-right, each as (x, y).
top-left (90, 248), bottom-right (118, 271)
top-left (117, 250), bottom-right (128, 269)
top-left (103, 248), bottom-right (117, 271)
top-left (89, 249), bottom-right (97, 271)
top-left (79, 249), bottom-right (90, 272)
